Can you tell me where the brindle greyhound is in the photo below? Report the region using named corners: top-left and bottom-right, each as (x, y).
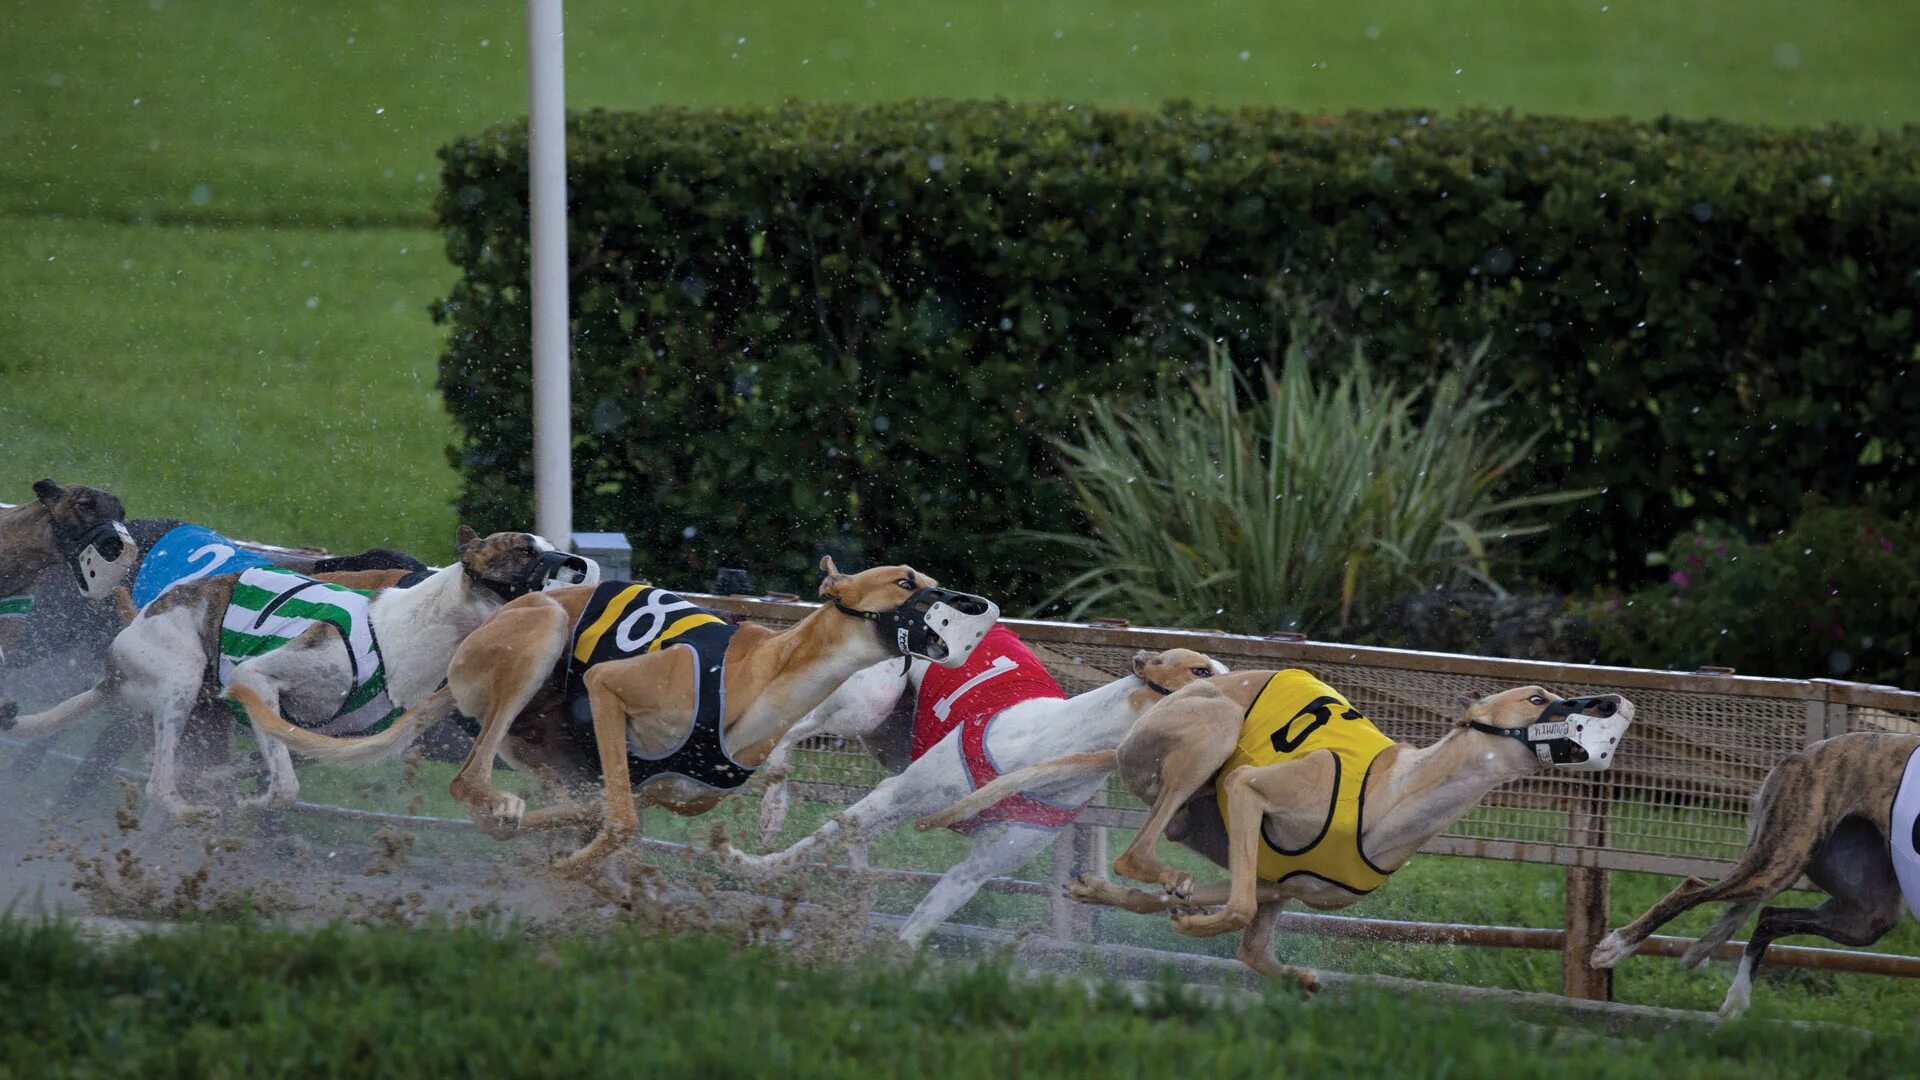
top-left (921, 677), bottom-right (1633, 990)
top-left (0, 480), bottom-right (136, 685)
top-left (1591, 731), bottom-right (1918, 1018)
top-left (238, 557), bottom-right (997, 881)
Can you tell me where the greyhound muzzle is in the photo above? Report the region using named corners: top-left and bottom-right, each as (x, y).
top-left (837, 586), bottom-right (999, 668)
top-left (58, 520), bottom-right (137, 600)
top-left (468, 551), bottom-right (598, 602)
top-left (1471, 695), bottom-right (1633, 772)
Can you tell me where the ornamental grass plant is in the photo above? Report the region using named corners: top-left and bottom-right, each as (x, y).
top-left (1038, 344), bottom-right (1585, 635)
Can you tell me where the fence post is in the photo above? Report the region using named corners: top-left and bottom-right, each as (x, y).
top-left (1051, 823), bottom-right (1106, 942)
top-left (1804, 697), bottom-right (1830, 747)
top-left (1561, 787), bottom-right (1613, 1001)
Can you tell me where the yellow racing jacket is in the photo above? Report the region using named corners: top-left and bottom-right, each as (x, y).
top-left (1216, 669), bottom-right (1397, 894)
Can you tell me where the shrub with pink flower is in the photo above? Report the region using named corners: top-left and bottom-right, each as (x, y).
top-left (1590, 504), bottom-right (1920, 689)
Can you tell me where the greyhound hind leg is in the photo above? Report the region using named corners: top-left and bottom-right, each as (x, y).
top-left (1719, 817), bottom-right (1905, 1019)
top-left (1109, 688), bottom-right (1241, 895)
top-left (1594, 753), bottom-right (1829, 969)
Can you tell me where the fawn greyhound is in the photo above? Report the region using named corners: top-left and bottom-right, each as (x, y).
top-left (238, 557), bottom-right (999, 880)
top-left (921, 670), bottom-right (1633, 989)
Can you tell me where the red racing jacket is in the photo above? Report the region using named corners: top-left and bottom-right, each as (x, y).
top-left (910, 625), bottom-right (1080, 833)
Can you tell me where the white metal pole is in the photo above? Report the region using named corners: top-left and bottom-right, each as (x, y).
top-left (527, 0), bottom-right (572, 549)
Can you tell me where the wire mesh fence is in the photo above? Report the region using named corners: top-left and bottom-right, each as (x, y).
top-left (693, 595), bottom-right (1919, 881)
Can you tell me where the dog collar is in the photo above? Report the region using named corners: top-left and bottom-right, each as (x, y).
top-left (1140, 677), bottom-right (1176, 697)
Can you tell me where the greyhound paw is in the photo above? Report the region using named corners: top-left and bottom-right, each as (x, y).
top-left (714, 843), bottom-right (773, 876)
top-left (1588, 930), bottom-right (1635, 969)
top-left (1716, 982), bottom-right (1752, 1022)
top-left (1171, 906), bottom-right (1250, 938)
top-left (1296, 969), bottom-right (1322, 997)
top-left (488, 793), bottom-right (527, 832)
top-left (160, 799), bottom-right (218, 825)
top-left (237, 789), bottom-right (298, 814)
top-left (1159, 869), bottom-right (1194, 900)
top-left (1066, 873), bottom-right (1110, 905)
top-left (0, 699), bottom-right (17, 731)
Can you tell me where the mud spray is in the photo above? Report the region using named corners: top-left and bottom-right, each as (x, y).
top-left (2, 678), bottom-right (906, 972)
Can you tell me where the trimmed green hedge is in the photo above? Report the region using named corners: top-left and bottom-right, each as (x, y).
top-left (434, 103), bottom-right (1920, 597)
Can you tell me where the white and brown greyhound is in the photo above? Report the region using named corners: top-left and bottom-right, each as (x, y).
top-left (10, 526), bottom-right (587, 817)
top-left (1592, 730), bottom-right (1920, 1019)
top-left (921, 672), bottom-right (1633, 990)
top-left (238, 557), bottom-right (999, 880)
top-left (717, 629), bottom-right (1227, 946)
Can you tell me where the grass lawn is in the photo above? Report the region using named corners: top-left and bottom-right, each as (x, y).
top-left (1, 218), bottom-right (459, 558)
top-left (6, 1), bottom-right (1920, 554)
top-left (9, 919), bottom-right (1920, 1078)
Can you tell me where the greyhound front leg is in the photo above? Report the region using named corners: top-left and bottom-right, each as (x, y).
top-left (729, 770), bottom-right (936, 877)
top-left (754, 712), bottom-right (825, 851)
top-left (551, 670), bottom-right (641, 878)
top-left (447, 598), bottom-right (569, 836)
top-left (899, 824), bottom-right (1058, 947)
top-left (1170, 764), bottom-right (1267, 937)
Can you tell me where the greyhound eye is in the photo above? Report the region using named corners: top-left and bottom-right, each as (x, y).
top-left (1529, 694), bottom-right (1546, 706)
top-left (1190, 666), bottom-right (1212, 678)
top-left (896, 577), bottom-right (914, 589)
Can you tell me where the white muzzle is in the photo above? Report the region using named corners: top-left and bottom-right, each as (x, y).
top-left (73, 522), bottom-right (137, 600)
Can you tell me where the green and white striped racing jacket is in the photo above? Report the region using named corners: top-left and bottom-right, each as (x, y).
top-left (219, 567), bottom-right (403, 736)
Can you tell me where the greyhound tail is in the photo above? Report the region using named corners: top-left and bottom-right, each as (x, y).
top-left (915, 750), bottom-right (1119, 831)
top-left (225, 684), bottom-right (454, 767)
top-left (4, 685), bottom-right (111, 739)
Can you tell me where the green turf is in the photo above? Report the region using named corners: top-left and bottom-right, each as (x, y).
top-left (5, 2), bottom-right (1918, 227)
top-left (7, 0), bottom-right (1919, 553)
top-left (4, 918), bottom-right (1917, 1078)
top-left (0, 217), bottom-right (461, 559)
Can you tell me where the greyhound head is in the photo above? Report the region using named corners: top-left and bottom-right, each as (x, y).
top-left (1129, 648), bottom-right (1229, 698)
top-left (454, 526), bottom-right (599, 604)
top-left (1457, 685), bottom-right (1635, 772)
top-left (817, 555), bottom-right (998, 668)
top-left (21, 479), bottom-right (137, 599)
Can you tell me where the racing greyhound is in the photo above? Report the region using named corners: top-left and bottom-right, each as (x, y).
top-left (922, 673), bottom-right (1633, 990)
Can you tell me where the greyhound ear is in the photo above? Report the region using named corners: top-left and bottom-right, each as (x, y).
top-left (1457, 689), bottom-right (1484, 709)
top-left (817, 555), bottom-right (850, 598)
top-left (32, 479), bottom-right (63, 504)
top-left (455, 524), bottom-right (480, 549)
top-left (1130, 650), bottom-right (1154, 675)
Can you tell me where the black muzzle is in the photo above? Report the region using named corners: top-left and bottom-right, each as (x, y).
top-left (468, 550), bottom-right (595, 602)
